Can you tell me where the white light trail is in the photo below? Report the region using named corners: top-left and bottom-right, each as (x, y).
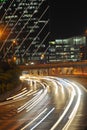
top-left (0, 1), bottom-right (6, 11)
top-left (6, 89), bottom-right (28, 100)
top-left (42, 76), bottom-right (59, 94)
top-left (0, 0), bottom-right (15, 22)
top-left (4, 0), bottom-right (44, 58)
top-left (30, 107), bottom-right (55, 130)
top-left (50, 79), bottom-right (76, 130)
top-left (26, 88), bottom-right (47, 112)
top-left (1, 0), bottom-right (25, 40)
top-left (21, 108), bottom-right (48, 130)
top-left (57, 80), bottom-right (64, 94)
top-left (26, 90), bottom-right (38, 96)
top-left (42, 45), bottom-right (50, 55)
top-left (32, 32), bottom-right (50, 56)
top-left (62, 80), bottom-right (81, 130)
top-left (13, 90), bottom-right (34, 100)
top-left (1, 0), bottom-right (34, 53)
top-left (23, 21), bottom-right (49, 57)
top-left (14, 5), bottom-right (49, 56)
top-left (17, 89), bottom-right (43, 113)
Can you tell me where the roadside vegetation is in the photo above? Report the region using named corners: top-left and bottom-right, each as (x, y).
top-left (0, 61), bottom-right (21, 94)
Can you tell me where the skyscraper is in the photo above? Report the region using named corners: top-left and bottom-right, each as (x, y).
top-left (0, 0), bottom-right (49, 64)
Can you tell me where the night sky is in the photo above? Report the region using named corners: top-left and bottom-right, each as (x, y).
top-left (49, 1), bottom-right (87, 40)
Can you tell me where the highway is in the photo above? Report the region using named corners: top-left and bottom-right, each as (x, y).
top-left (0, 76), bottom-right (86, 130)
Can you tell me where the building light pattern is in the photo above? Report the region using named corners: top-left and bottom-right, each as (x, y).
top-left (49, 36), bottom-right (87, 62)
top-left (0, 0), bottom-right (49, 63)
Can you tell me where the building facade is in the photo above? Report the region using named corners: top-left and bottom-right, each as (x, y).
top-left (0, 0), bottom-right (49, 64)
top-left (48, 36), bottom-right (87, 62)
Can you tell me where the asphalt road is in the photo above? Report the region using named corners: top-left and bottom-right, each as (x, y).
top-left (67, 78), bottom-right (87, 130)
top-left (0, 76), bottom-right (87, 130)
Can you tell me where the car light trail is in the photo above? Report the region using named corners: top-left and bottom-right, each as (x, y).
top-left (51, 80), bottom-right (59, 94)
top-left (50, 79), bottom-right (76, 130)
top-left (30, 107), bottom-right (55, 130)
top-left (6, 89), bottom-right (28, 100)
top-left (26, 88), bottom-right (47, 112)
top-left (22, 76), bottom-right (82, 130)
top-left (13, 90), bottom-right (34, 100)
top-left (21, 108), bottom-right (48, 130)
top-left (62, 81), bottom-right (81, 130)
top-left (26, 90), bottom-right (38, 97)
top-left (41, 77), bottom-right (59, 94)
top-left (56, 80), bottom-right (64, 94)
top-left (4, 0), bottom-right (44, 58)
top-left (0, 76), bottom-right (83, 130)
top-left (17, 89), bottom-right (43, 113)
top-left (1, 0), bottom-right (35, 54)
top-left (22, 20), bottom-right (49, 57)
top-left (17, 78), bottom-right (46, 113)
top-left (0, 0), bottom-right (15, 22)
top-left (19, 7), bottom-right (49, 57)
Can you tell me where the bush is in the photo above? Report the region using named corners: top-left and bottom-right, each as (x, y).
top-left (0, 61), bottom-right (21, 94)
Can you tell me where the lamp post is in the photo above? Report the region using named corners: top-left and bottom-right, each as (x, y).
top-left (11, 39), bottom-right (17, 63)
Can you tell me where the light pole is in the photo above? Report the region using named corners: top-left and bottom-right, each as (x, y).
top-left (11, 39), bottom-right (17, 63)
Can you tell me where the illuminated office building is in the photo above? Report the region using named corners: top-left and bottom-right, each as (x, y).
top-left (49, 36), bottom-right (87, 62)
top-left (0, 0), bottom-right (49, 63)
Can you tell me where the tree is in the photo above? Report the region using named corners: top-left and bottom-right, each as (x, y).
top-left (0, 61), bottom-right (21, 94)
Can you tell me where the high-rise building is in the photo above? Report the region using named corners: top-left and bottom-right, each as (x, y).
top-left (0, 0), bottom-right (49, 64)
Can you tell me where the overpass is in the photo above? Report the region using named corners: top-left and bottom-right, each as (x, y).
top-left (19, 61), bottom-right (87, 76)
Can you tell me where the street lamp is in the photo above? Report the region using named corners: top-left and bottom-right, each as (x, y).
top-left (12, 39), bottom-right (16, 44)
top-left (12, 39), bottom-right (17, 53)
top-left (13, 56), bottom-right (16, 62)
top-left (11, 39), bottom-right (17, 61)
top-left (41, 54), bottom-right (44, 60)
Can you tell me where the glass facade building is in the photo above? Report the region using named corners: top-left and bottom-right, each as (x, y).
top-left (49, 36), bottom-right (87, 62)
top-left (0, 0), bottom-right (49, 64)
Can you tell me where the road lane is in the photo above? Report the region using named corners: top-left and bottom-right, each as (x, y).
top-left (67, 80), bottom-right (87, 130)
top-left (0, 76), bottom-right (85, 130)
